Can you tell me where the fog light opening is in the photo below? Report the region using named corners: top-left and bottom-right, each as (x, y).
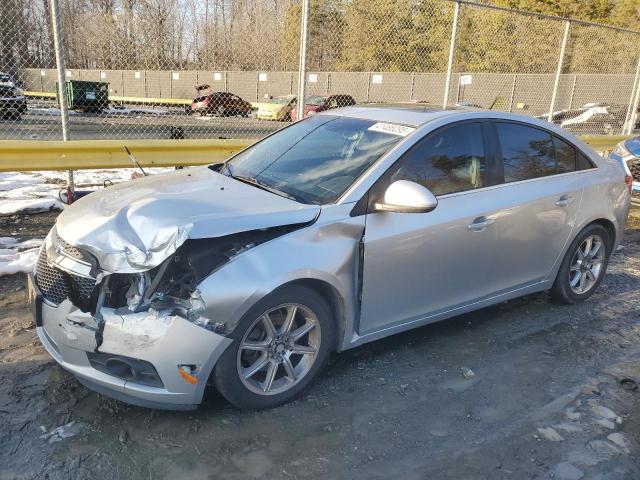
top-left (105, 358), bottom-right (136, 380)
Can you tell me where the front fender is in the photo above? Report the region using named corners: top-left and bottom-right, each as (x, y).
top-left (196, 204), bottom-right (364, 351)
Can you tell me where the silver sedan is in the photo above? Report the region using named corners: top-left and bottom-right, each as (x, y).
top-left (29, 106), bottom-right (630, 410)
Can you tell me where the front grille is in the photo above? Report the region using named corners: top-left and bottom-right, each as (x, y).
top-left (35, 250), bottom-right (99, 308)
top-left (627, 158), bottom-right (640, 183)
top-left (35, 252), bottom-right (71, 305)
top-left (52, 228), bottom-right (87, 262)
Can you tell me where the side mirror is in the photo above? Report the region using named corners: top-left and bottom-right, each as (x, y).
top-left (375, 180), bottom-right (438, 213)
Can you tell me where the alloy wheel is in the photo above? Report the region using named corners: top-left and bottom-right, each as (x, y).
top-left (237, 303), bottom-right (320, 395)
top-left (569, 234), bottom-right (606, 294)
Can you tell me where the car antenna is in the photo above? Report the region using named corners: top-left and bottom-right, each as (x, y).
top-left (123, 146), bottom-right (148, 176)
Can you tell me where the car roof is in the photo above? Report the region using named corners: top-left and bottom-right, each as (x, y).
top-left (319, 104), bottom-right (580, 131)
top-left (318, 104), bottom-right (465, 127)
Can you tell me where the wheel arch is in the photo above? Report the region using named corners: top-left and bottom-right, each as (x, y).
top-left (272, 278), bottom-right (346, 353)
top-left (589, 218), bottom-right (616, 247)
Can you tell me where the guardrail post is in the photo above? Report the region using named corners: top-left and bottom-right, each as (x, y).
top-left (49, 0), bottom-right (74, 194)
top-left (548, 20), bottom-right (571, 122)
top-left (296, 0), bottom-right (310, 120)
top-left (443, 1), bottom-right (460, 109)
top-left (624, 55), bottom-right (640, 135)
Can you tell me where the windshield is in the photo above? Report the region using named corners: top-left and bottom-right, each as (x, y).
top-left (305, 96), bottom-right (326, 106)
top-left (225, 115), bottom-right (406, 204)
top-left (272, 96), bottom-right (294, 105)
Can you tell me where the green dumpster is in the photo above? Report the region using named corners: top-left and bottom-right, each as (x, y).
top-left (56, 80), bottom-right (109, 112)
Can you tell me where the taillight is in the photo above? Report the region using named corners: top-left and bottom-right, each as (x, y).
top-left (625, 174), bottom-right (633, 194)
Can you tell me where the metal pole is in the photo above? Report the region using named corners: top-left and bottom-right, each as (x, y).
top-left (443, 1), bottom-right (460, 109)
top-left (548, 20), bottom-right (571, 122)
top-left (629, 68), bottom-right (640, 136)
top-left (568, 74), bottom-right (577, 110)
top-left (624, 55), bottom-right (640, 135)
top-left (50, 0), bottom-right (74, 194)
top-left (508, 74), bottom-right (517, 113)
top-left (296, 0), bottom-right (310, 120)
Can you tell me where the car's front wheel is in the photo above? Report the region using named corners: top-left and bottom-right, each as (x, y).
top-left (213, 285), bottom-right (335, 410)
top-left (551, 223), bottom-right (611, 304)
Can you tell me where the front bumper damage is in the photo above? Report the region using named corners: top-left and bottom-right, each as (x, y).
top-left (31, 274), bottom-right (232, 410)
top-left (29, 228), bottom-right (236, 410)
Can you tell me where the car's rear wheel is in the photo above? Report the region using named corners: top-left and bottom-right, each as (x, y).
top-left (550, 223), bottom-right (611, 304)
top-left (214, 285), bottom-right (335, 410)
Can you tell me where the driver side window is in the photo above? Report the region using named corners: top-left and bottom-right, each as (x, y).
top-left (387, 122), bottom-right (487, 196)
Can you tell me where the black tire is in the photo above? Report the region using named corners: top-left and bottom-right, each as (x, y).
top-left (214, 285), bottom-right (335, 410)
top-left (550, 223), bottom-right (612, 304)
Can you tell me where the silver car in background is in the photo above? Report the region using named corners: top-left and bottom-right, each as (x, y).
top-left (29, 106), bottom-right (630, 410)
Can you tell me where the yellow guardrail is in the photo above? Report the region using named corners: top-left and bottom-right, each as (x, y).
top-left (580, 135), bottom-right (629, 152)
top-left (0, 139), bottom-right (256, 172)
top-left (24, 91), bottom-right (192, 106)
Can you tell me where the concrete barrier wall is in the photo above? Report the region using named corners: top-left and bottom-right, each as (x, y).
top-left (23, 69), bottom-right (637, 114)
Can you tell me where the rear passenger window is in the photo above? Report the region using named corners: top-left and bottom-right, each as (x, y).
top-left (387, 123), bottom-right (486, 196)
top-left (577, 152), bottom-right (594, 170)
top-left (554, 137), bottom-right (576, 173)
top-left (496, 123), bottom-right (555, 182)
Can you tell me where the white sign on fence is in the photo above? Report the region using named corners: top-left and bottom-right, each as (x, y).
top-left (371, 74), bottom-right (383, 84)
top-left (214, 72), bottom-right (222, 81)
top-left (460, 74), bottom-right (473, 86)
top-left (100, 71), bottom-right (107, 79)
top-left (259, 73), bottom-right (268, 82)
top-left (308, 73), bottom-right (318, 83)
top-left (40, 70), bottom-right (46, 76)
top-left (134, 72), bottom-right (141, 79)
top-left (172, 72), bottom-right (179, 80)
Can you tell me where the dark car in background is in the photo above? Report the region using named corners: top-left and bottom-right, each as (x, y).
top-left (0, 83), bottom-right (27, 120)
top-left (191, 88), bottom-right (252, 117)
top-left (290, 94), bottom-right (356, 121)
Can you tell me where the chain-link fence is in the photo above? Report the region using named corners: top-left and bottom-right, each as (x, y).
top-left (1, 0), bottom-right (640, 143)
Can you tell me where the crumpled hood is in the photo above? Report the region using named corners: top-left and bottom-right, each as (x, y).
top-left (56, 167), bottom-right (320, 273)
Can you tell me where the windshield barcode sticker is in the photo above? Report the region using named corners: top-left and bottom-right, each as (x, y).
top-left (368, 123), bottom-right (415, 137)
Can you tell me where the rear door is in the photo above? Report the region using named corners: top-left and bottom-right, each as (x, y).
top-left (359, 121), bottom-right (502, 334)
top-left (486, 121), bottom-right (584, 292)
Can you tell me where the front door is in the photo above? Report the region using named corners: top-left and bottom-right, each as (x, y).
top-left (358, 122), bottom-right (500, 335)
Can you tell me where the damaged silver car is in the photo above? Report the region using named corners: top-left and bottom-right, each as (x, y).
top-left (29, 106), bottom-right (630, 410)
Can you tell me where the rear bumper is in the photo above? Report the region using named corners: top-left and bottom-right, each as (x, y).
top-left (31, 274), bottom-right (233, 410)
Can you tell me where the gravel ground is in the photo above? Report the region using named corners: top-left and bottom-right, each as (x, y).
top-left (2, 210), bottom-right (640, 479)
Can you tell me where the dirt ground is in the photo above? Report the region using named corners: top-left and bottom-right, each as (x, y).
top-left (3, 210), bottom-right (640, 480)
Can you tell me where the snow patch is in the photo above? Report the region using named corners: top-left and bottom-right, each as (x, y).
top-left (0, 237), bottom-right (43, 276)
top-left (0, 198), bottom-right (64, 215)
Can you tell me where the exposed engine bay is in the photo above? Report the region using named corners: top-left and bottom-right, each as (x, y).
top-left (36, 224), bottom-right (308, 352)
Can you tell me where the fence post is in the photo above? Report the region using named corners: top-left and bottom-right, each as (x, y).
top-left (629, 69), bottom-right (640, 136)
top-left (568, 74), bottom-right (577, 110)
top-left (49, 0), bottom-right (74, 194)
top-left (296, 0), bottom-right (310, 120)
top-left (548, 20), bottom-right (571, 122)
top-left (410, 72), bottom-right (415, 101)
top-left (508, 74), bottom-right (517, 112)
top-left (443, 1), bottom-right (460, 109)
top-left (624, 55), bottom-right (640, 135)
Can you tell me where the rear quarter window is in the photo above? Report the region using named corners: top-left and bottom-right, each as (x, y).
top-left (496, 123), bottom-right (555, 182)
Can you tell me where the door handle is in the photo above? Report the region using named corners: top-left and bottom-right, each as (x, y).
top-left (555, 195), bottom-right (575, 207)
top-left (468, 216), bottom-right (495, 232)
